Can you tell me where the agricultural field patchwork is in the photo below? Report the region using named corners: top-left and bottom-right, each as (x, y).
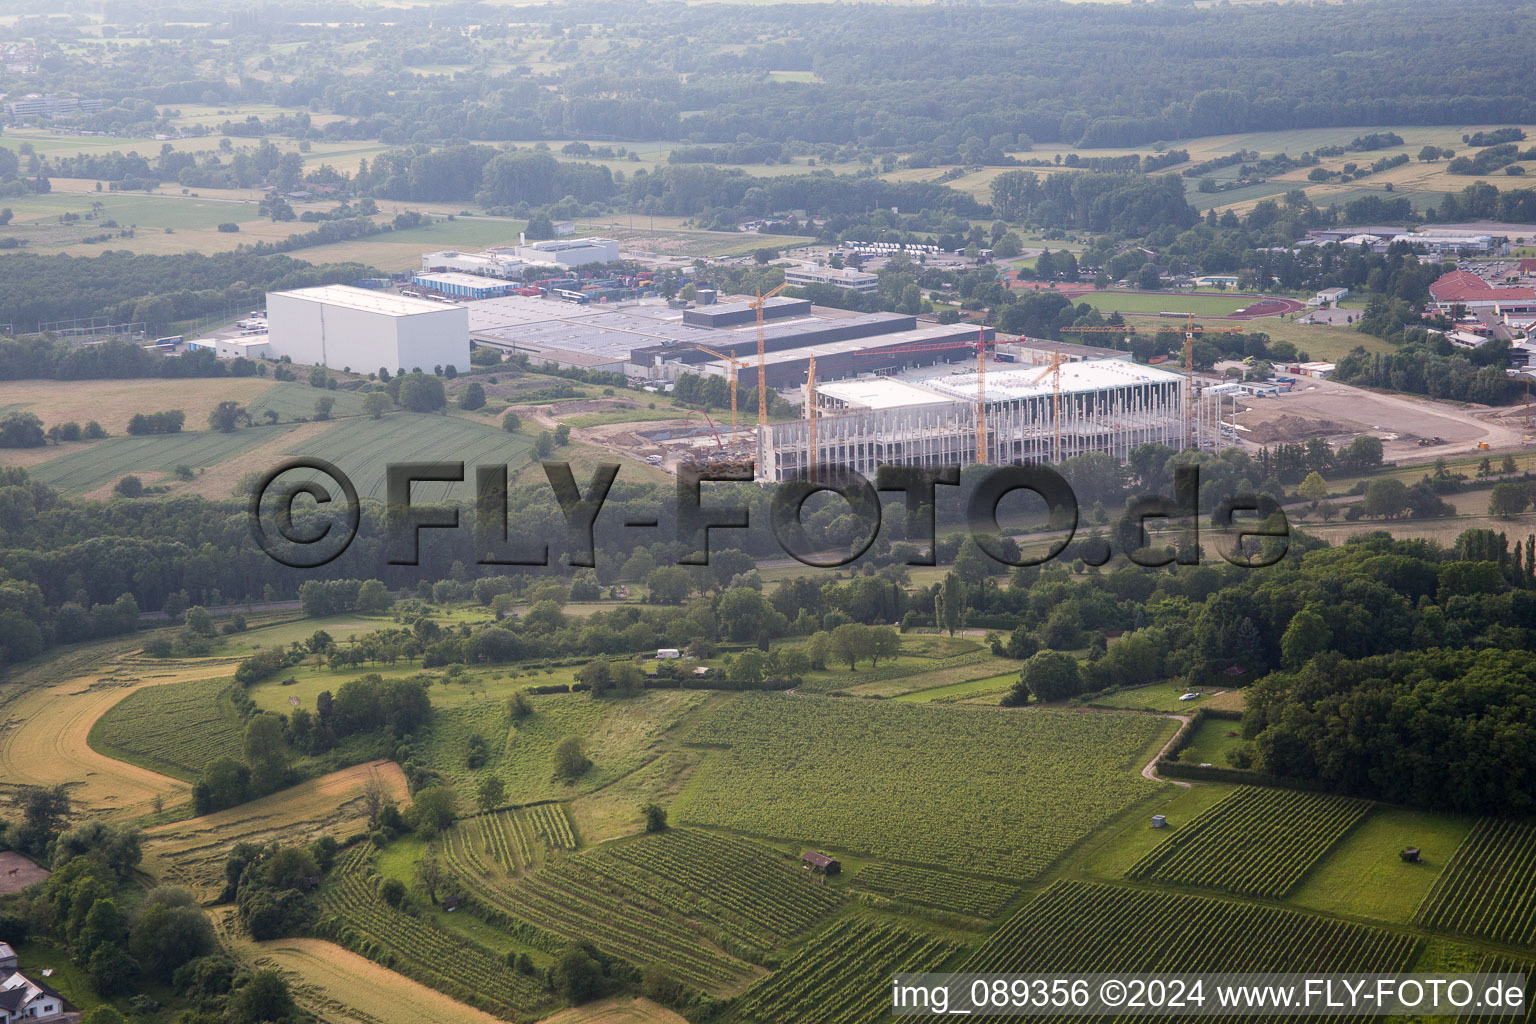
top-left (317, 846), bottom-right (553, 1019)
top-left (89, 674), bottom-right (245, 779)
top-left (852, 862), bottom-right (1020, 918)
top-left (1415, 819), bottom-right (1536, 949)
top-left (729, 917), bottom-right (961, 1024)
top-left (421, 690), bottom-right (706, 807)
top-left (675, 694), bottom-right (1169, 879)
top-left (1125, 787), bottom-right (1373, 899)
top-left (283, 412), bottom-right (534, 501)
top-left (24, 422), bottom-right (317, 495)
top-left (964, 880), bottom-right (1421, 988)
top-left (141, 761), bottom-right (406, 900)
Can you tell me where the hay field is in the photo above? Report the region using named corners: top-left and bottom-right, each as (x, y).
top-left (230, 936), bottom-right (505, 1024)
top-left (141, 760), bottom-right (407, 900)
top-left (0, 378), bottom-right (282, 436)
top-left (0, 655), bottom-right (238, 819)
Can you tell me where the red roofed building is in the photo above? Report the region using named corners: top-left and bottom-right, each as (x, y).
top-left (1518, 258), bottom-right (1536, 275)
top-left (1428, 271), bottom-right (1536, 312)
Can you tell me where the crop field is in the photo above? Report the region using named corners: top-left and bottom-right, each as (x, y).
top-left (232, 936), bottom-right (508, 1024)
top-left (24, 421), bottom-right (317, 496)
top-left (1125, 787), bottom-right (1373, 898)
top-left (0, 654), bottom-right (230, 818)
top-left (889, 671), bottom-right (1018, 704)
top-left (141, 761), bottom-right (407, 899)
top-left (529, 802), bottom-right (579, 849)
top-left (317, 846), bottom-right (552, 1018)
top-left (853, 862), bottom-right (1020, 918)
top-left (450, 851), bottom-right (764, 994)
top-left (583, 828), bottom-right (843, 953)
top-left (89, 674), bottom-right (244, 780)
top-left (283, 412), bottom-right (534, 500)
top-left (422, 690), bottom-right (706, 807)
top-left (675, 695), bottom-right (1170, 879)
top-left (964, 881), bottom-right (1421, 997)
top-left (0, 378), bottom-right (303, 437)
top-left (1415, 819), bottom-right (1536, 948)
top-left (730, 917), bottom-right (961, 1024)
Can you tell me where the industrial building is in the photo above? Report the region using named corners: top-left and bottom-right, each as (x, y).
top-left (265, 285), bottom-right (470, 373)
top-left (782, 265), bottom-right (880, 293)
top-left (759, 359), bottom-right (1213, 482)
top-left (512, 237), bottom-right (621, 267)
top-left (421, 250), bottom-right (530, 279)
top-left (412, 272), bottom-right (518, 300)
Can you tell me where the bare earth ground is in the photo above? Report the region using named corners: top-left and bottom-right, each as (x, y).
top-left (0, 378), bottom-right (279, 436)
top-left (227, 936), bottom-right (506, 1024)
top-left (1232, 377), bottom-right (1528, 461)
top-left (0, 655), bottom-right (239, 818)
top-left (0, 851), bottom-right (49, 894)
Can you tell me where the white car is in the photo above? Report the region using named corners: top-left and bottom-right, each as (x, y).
top-left (1178, 692), bottom-right (1201, 702)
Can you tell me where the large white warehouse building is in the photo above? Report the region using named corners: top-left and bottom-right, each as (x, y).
top-left (265, 286), bottom-right (471, 374)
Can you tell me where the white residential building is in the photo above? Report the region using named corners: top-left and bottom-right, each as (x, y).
top-left (0, 943), bottom-right (70, 1023)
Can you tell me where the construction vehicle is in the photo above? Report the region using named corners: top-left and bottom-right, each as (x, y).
top-left (1477, 441), bottom-right (1491, 450)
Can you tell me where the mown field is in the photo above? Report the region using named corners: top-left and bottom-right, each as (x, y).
top-left (675, 694), bottom-right (1171, 879)
top-left (141, 761), bottom-right (407, 900)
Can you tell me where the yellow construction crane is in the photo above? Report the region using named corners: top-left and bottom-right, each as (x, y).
top-left (1032, 349), bottom-right (1070, 463)
top-left (1170, 313), bottom-right (1243, 451)
top-left (805, 353), bottom-right (818, 484)
top-left (750, 282), bottom-right (789, 428)
top-left (690, 343), bottom-right (744, 442)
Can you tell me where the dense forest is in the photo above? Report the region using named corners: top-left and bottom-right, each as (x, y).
top-left (8, 0), bottom-right (1536, 151)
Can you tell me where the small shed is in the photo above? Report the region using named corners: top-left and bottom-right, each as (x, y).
top-left (1151, 814), bottom-right (1168, 829)
top-left (1400, 847), bottom-right (1421, 863)
top-left (802, 850), bottom-right (841, 875)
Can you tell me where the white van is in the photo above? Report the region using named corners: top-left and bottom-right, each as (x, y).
top-left (655, 648), bottom-right (682, 660)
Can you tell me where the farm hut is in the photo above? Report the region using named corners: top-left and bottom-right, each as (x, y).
top-left (1400, 847), bottom-right (1421, 863)
top-left (802, 850), bottom-right (841, 875)
top-left (1151, 814), bottom-right (1167, 829)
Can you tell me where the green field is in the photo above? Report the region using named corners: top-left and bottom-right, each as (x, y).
top-left (675, 695), bottom-right (1171, 879)
top-left (89, 675), bottom-right (246, 780)
top-left (26, 422), bottom-right (313, 495)
top-left (1289, 806), bottom-right (1476, 924)
top-left (1126, 787), bottom-right (1373, 898)
top-left (420, 689), bottom-right (707, 806)
top-left (283, 411), bottom-right (534, 500)
top-left (1173, 715), bottom-right (1249, 767)
top-left (1069, 291), bottom-right (1259, 318)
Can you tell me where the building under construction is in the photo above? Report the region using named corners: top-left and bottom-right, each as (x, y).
top-left (758, 359), bottom-right (1222, 481)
